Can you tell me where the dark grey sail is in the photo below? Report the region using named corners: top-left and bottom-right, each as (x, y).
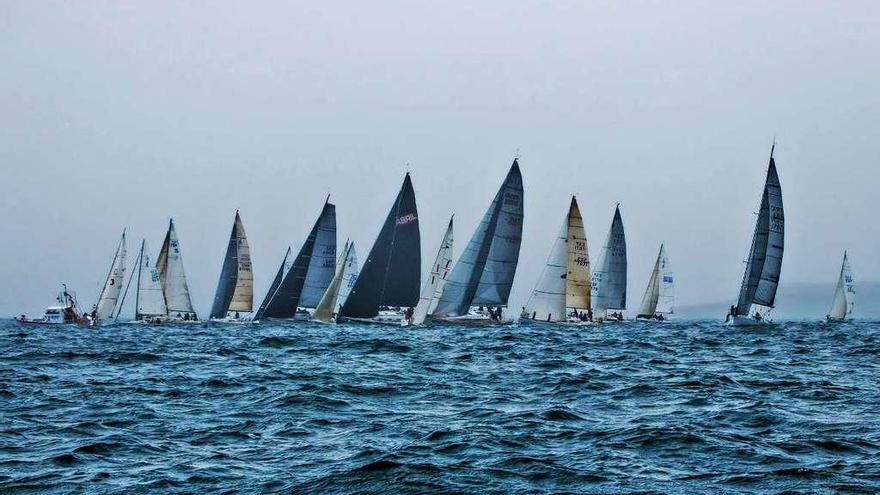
top-left (340, 173), bottom-right (420, 319)
top-left (736, 146), bottom-right (784, 315)
top-left (209, 211), bottom-right (253, 319)
top-left (257, 200), bottom-right (337, 319)
top-left (254, 246), bottom-right (292, 320)
top-left (434, 160), bottom-right (524, 317)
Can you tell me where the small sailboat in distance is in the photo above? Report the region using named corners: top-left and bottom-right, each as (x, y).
top-left (591, 204), bottom-right (627, 322)
top-left (434, 158), bottom-right (524, 324)
top-left (411, 215), bottom-right (454, 326)
top-left (91, 230), bottom-right (127, 325)
top-left (636, 243), bottom-right (673, 321)
top-left (726, 143), bottom-right (784, 326)
top-left (338, 173), bottom-right (420, 325)
top-left (826, 251), bottom-right (855, 322)
top-left (210, 210), bottom-right (254, 322)
top-left (521, 196), bottom-right (592, 324)
top-left (156, 219), bottom-right (198, 322)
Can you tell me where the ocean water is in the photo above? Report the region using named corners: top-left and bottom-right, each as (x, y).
top-left (1, 319), bottom-right (879, 494)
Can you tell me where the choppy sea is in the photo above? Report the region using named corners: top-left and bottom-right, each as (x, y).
top-left (1, 319), bottom-right (879, 494)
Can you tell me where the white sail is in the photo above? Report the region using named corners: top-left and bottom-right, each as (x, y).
top-left (828, 252), bottom-right (854, 321)
top-left (157, 219), bottom-right (195, 316)
top-left (94, 231), bottom-right (127, 321)
top-left (337, 243), bottom-right (359, 312)
top-left (591, 204), bottom-right (627, 315)
top-left (313, 241), bottom-right (352, 323)
top-left (137, 240), bottom-right (167, 318)
top-left (523, 214), bottom-right (568, 322)
top-left (638, 244), bottom-right (673, 317)
top-left (412, 216), bottom-right (454, 325)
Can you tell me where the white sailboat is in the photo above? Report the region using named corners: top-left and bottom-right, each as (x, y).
top-left (135, 240), bottom-right (168, 323)
top-left (210, 211), bottom-right (254, 322)
top-left (636, 243), bottom-right (674, 321)
top-left (312, 241), bottom-right (359, 323)
top-left (411, 216), bottom-right (454, 326)
top-left (92, 230), bottom-right (127, 325)
top-left (157, 219), bottom-right (198, 322)
top-left (727, 144), bottom-right (784, 326)
top-left (826, 251), bottom-right (855, 322)
top-left (521, 197), bottom-right (592, 324)
top-left (591, 204), bottom-right (627, 321)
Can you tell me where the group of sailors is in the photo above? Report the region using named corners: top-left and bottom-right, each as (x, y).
top-left (477, 306), bottom-right (506, 322)
top-left (725, 304), bottom-right (762, 323)
top-left (569, 309), bottom-right (593, 322)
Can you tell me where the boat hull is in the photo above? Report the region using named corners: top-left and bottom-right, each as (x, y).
top-left (727, 315), bottom-right (772, 327)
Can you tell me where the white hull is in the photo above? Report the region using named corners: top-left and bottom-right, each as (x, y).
top-left (727, 315), bottom-right (772, 327)
top-left (519, 317), bottom-right (597, 327)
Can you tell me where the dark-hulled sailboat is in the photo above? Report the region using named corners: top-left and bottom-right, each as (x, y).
top-left (338, 173), bottom-right (420, 324)
top-left (254, 198), bottom-right (337, 321)
top-left (726, 144), bottom-right (784, 326)
top-left (210, 210), bottom-right (254, 321)
top-left (433, 159), bottom-right (524, 324)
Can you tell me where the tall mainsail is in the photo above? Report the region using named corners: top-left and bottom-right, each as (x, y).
top-left (210, 211), bottom-right (254, 319)
top-left (637, 243), bottom-right (674, 317)
top-left (256, 200), bottom-right (336, 319)
top-left (313, 241), bottom-right (357, 323)
top-left (735, 146), bottom-right (784, 316)
top-left (524, 197), bottom-right (591, 322)
top-left (340, 173), bottom-right (420, 319)
top-left (828, 251), bottom-right (855, 321)
top-left (336, 244), bottom-right (359, 312)
top-left (591, 204), bottom-right (627, 314)
top-left (156, 219), bottom-right (196, 317)
top-left (412, 216), bottom-right (454, 325)
top-left (94, 230), bottom-right (127, 321)
top-left (136, 240), bottom-right (167, 319)
top-left (434, 159), bottom-right (524, 317)
top-left (254, 247), bottom-right (292, 320)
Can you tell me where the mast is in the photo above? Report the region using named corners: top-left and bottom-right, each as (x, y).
top-left (135, 240), bottom-right (144, 321)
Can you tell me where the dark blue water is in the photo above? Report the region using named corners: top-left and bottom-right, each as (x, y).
top-left (1, 319), bottom-right (879, 494)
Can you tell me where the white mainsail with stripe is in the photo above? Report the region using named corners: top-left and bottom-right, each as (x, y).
top-left (637, 243), bottom-right (674, 318)
top-left (412, 216), bottom-right (454, 325)
top-left (828, 251), bottom-right (854, 321)
top-left (94, 230), bottom-right (127, 321)
top-left (156, 219), bottom-right (196, 317)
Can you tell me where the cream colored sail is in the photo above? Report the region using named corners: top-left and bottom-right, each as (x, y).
top-left (565, 197), bottom-right (591, 310)
top-left (412, 216), bottom-right (454, 325)
top-left (94, 231), bottom-right (127, 321)
top-left (313, 241), bottom-right (352, 323)
top-left (229, 213), bottom-right (253, 312)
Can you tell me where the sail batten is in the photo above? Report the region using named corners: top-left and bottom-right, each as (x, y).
top-left (340, 174), bottom-right (420, 319)
top-left (435, 160), bottom-right (524, 316)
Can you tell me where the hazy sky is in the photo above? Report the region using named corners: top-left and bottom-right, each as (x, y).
top-left (2, 1), bottom-right (879, 316)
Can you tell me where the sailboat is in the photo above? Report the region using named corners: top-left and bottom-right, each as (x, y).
top-left (254, 246), bottom-right (292, 320)
top-left (91, 230), bottom-right (127, 325)
top-left (636, 243), bottom-right (674, 321)
top-left (133, 240), bottom-right (168, 323)
top-left (591, 204), bottom-right (627, 321)
top-left (210, 210), bottom-right (254, 322)
top-left (726, 144), bottom-right (784, 326)
top-left (338, 173), bottom-right (420, 325)
top-left (826, 251), bottom-right (855, 322)
top-left (433, 159), bottom-right (524, 324)
top-left (254, 199), bottom-right (336, 321)
top-left (521, 197), bottom-right (592, 324)
top-left (411, 216), bottom-right (454, 326)
top-left (156, 219), bottom-right (198, 322)
top-left (312, 241), bottom-right (359, 323)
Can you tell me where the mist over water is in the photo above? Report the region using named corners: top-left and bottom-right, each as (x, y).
top-left (2, 319), bottom-right (879, 493)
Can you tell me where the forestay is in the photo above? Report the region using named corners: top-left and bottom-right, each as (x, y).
top-left (434, 160), bottom-right (524, 317)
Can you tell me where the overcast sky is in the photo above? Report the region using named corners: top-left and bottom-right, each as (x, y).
top-left (2, 1), bottom-right (879, 316)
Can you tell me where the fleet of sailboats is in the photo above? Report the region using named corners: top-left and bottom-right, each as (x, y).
top-left (433, 159), bottom-right (524, 324)
top-left (727, 145), bottom-right (785, 326)
top-left (22, 146), bottom-right (857, 328)
top-left (826, 251), bottom-right (855, 322)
